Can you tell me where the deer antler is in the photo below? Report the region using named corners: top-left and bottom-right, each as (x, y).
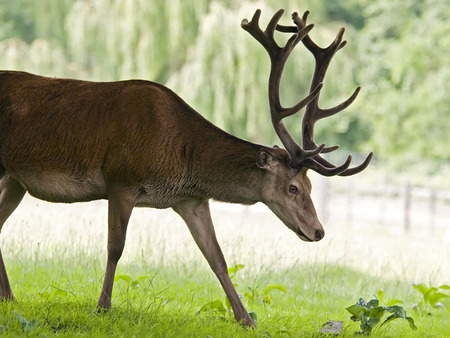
top-left (242, 9), bottom-right (373, 176)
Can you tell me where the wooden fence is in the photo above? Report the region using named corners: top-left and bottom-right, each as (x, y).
top-left (313, 175), bottom-right (450, 233)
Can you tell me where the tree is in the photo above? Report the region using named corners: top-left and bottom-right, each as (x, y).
top-left (355, 0), bottom-right (450, 162)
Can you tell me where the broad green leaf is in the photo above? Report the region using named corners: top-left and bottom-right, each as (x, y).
top-left (24, 319), bottom-right (37, 333)
top-left (423, 287), bottom-right (438, 304)
top-left (196, 300), bottom-right (227, 314)
top-left (263, 284), bottom-right (287, 294)
top-left (114, 274), bottom-right (132, 283)
top-left (243, 291), bottom-right (254, 300)
top-left (386, 298), bottom-right (404, 306)
top-left (137, 275), bottom-right (152, 282)
top-left (368, 317), bottom-right (381, 327)
top-left (356, 298), bottom-right (368, 307)
top-left (14, 312), bottom-right (29, 327)
top-left (382, 313), bottom-right (402, 326)
top-left (13, 312), bottom-right (37, 333)
top-left (376, 290), bottom-right (384, 302)
top-left (244, 286), bottom-right (257, 300)
top-left (367, 298), bottom-right (379, 309)
top-left (346, 304), bottom-right (369, 319)
top-left (368, 306), bottom-right (386, 319)
top-left (429, 292), bottom-right (450, 307)
top-left (261, 294), bottom-right (272, 304)
top-left (361, 321), bottom-right (372, 334)
top-left (385, 305), bottom-right (407, 319)
top-left (406, 316), bottom-right (418, 330)
top-left (412, 283), bottom-right (428, 295)
top-left (249, 311), bottom-right (258, 322)
top-left (438, 285), bottom-right (450, 290)
top-left (228, 264), bottom-right (245, 278)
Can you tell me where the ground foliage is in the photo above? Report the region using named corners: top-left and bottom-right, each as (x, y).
top-left (0, 253), bottom-right (449, 337)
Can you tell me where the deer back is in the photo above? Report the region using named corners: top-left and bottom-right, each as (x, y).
top-left (0, 71), bottom-right (258, 206)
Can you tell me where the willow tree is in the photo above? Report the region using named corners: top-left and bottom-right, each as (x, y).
top-left (355, 0), bottom-right (450, 162)
top-left (167, 1), bottom-right (361, 147)
top-left (65, 0), bottom-right (212, 82)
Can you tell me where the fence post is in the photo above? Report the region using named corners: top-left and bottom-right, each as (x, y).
top-left (429, 188), bottom-right (436, 232)
top-left (403, 181), bottom-right (411, 231)
top-left (378, 175), bottom-right (388, 225)
top-left (319, 176), bottom-right (330, 223)
top-left (346, 180), bottom-right (353, 226)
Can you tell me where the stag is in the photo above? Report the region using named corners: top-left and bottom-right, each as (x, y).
top-left (0, 9), bottom-right (372, 327)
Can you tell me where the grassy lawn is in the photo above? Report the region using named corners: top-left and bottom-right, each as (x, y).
top-left (0, 197), bottom-right (449, 336)
top-left (1, 252), bottom-right (449, 336)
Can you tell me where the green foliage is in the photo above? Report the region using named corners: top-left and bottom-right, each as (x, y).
top-left (39, 285), bottom-right (71, 300)
top-left (1, 253), bottom-right (449, 336)
top-left (196, 299), bottom-right (228, 316)
top-left (227, 263), bottom-right (245, 279)
top-left (114, 274), bottom-right (153, 290)
top-left (244, 284), bottom-right (287, 306)
top-left (412, 283), bottom-right (450, 312)
top-left (375, 289), bottom-right (404, 306)
top-left (13, 311), bottom-right (38, 333)
top-left (346, 297), bottom-right (417, 335)
top-left (355, 0), bottom-right (450, 162)
top-left (197, 264), bottom-right (287, 321)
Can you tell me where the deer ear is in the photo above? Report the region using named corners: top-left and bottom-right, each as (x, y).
top-left (256, 148), bottom-right (278, 169)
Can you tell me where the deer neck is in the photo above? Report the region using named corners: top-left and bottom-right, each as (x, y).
top-left (194, 138), bottom-right (265, 205)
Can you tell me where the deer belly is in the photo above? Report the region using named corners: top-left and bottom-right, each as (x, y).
top-left (11, 170), bottom-right (107, 203)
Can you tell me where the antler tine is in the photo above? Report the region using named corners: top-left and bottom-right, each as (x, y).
top-left (242, 9), bottom-right (324, 162)
top-left (286, 11), bottom-right (372, 176)
top-left (311, 151), bottom-right (374, 176)
top-left (302, 86), bottom-right (361, 152)
top-left (339, 152), bottom-right (373, 176)
top-left (300, 154), bottom-right (353, 176)
top-left (241, 9), bottom-right (285, 61)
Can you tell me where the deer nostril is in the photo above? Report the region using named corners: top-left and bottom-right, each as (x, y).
top-left (314, 229), bottom-right (324, 241)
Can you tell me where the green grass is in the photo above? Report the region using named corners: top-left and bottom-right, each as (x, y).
top-left (1, 250), bottom-right (449, 337)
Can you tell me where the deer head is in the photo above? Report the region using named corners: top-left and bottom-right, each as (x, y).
top-left (242, 9), bottom-right (373, 241)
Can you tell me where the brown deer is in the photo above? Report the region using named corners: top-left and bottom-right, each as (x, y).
top-left (0, 9), bottom-right (372, 327)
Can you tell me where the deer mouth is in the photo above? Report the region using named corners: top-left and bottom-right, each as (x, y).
top-left (294, 226), bottom-right (325, 242)
top-left (294, 227), bottom-right (313, 242)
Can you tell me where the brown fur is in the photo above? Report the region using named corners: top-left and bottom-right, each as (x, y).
top-left (0, 71), bottom-right (266, 205)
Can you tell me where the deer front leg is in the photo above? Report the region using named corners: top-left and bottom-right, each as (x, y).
top-left (173, 199), bottom-right (256, 328)
top-left (97, 186), bottom-right (135, 309)
top-left (0, 176), bottom-right (26, 300)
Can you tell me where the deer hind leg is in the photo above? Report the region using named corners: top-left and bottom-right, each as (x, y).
top-left (173, 199), bottom-right (256, 328)
top-left (97, 186), bottom-right (135, 310)
top-left (0, 175), bottom-right (26, 300)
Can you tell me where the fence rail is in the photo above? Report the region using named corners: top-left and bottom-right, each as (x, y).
top-left (313, 175), bottom-right (450, 234)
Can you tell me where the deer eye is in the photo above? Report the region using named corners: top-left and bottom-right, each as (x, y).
top-left (289, 185), bottom-right (299, 194)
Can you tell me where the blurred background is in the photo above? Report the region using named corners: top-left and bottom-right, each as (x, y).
top-left (1, 0), bottom-right (449, 264)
